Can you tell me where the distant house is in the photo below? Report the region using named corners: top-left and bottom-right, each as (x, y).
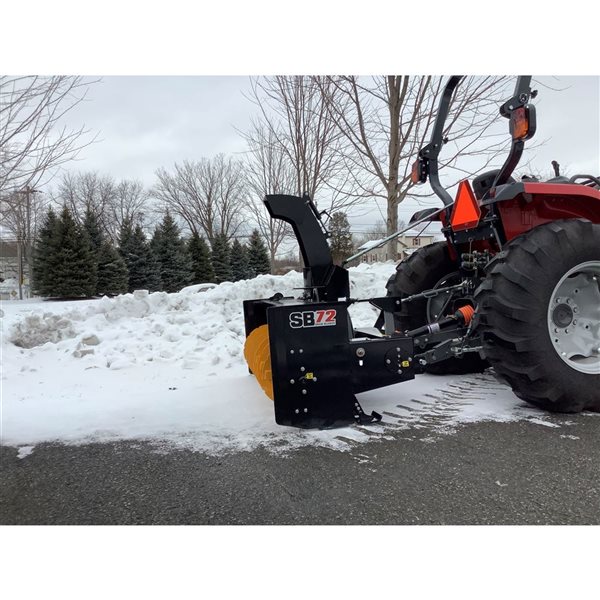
top-left (0, 239), bottom-right (31, 300)
top-left (0, 240), bottom-right (20, 280)
top-left (355, 227), bottom-right (441, 264)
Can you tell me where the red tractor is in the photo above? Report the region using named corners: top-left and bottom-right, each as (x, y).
top-left (243, 76), bottom-right (600, 428)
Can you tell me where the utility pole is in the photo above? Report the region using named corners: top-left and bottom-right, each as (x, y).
top-left (15, 185), bottom-right (41, 300)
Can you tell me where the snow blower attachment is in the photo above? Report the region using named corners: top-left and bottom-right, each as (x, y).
top-left (243, 194), bottom-right (416, 428)
top-left (244, 75), bottom-right (600, 427)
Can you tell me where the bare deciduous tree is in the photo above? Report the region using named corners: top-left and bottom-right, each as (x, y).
top-left (50, 172), bottom-right (151, 241)
top-left (55, 171), bottom-right (116, 231)
top-left (317, 75), bottom-right (510, 258)
top-left (107, 179), bottom-right (149, 240)
top-left (152, 154), bottom-right (245, 242)
top-left (0, 186), bottom-right (46, 298)
top-left (243, 123), bottom-right (296, 269)
top-left (0, 76), bottom-right (96, 193)
top-left (247, 76), bottom-right (359, 213)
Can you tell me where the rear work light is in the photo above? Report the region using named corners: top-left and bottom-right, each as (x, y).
top-left (510, 105), bottom-right (536, 141)
top-left (450, 180), bottom-right (481, 231)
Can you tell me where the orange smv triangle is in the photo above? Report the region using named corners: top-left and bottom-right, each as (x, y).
top-left (450, 180), bottom-right (481, 231)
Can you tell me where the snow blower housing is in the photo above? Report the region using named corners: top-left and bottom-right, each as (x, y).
top-left (243, 194), bottom-right (416, 428)
top-left (243, 75), bottom-right (600, 428)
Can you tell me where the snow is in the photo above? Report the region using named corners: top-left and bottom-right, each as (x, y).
top-left (0, 263), bottom-right (568, 456)
top-left (357, 239), bottom-right (385, 251)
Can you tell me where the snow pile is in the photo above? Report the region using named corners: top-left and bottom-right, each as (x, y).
top-left (11, 312), bottom-right (78, 348)
top-left (6, 264), bottom-right (395, 373)
top-left (1, 261), bottom-right (571, 455)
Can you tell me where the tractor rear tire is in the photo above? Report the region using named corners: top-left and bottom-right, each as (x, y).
top-left (386, 241), bottom-right (488, 375)
top-left (474, 219), bottom-right (600, 412)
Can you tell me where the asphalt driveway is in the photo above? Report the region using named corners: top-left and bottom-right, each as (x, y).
top-left (2, 414), bottom-right (599, 525)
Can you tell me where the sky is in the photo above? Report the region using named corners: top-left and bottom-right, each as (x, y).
top-left (55, 75), bottom-right (599, 234)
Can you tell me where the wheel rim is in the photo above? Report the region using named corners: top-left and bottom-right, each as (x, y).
top-left (426, 271), bottom-right (461, 323)
top-left (548, 261), bottom-right (600, 375)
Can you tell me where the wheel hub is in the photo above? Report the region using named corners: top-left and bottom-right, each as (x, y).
top-left (552, 303), bottom-right (574, 328)
top-left (548, 261), bottom-right (600, 375)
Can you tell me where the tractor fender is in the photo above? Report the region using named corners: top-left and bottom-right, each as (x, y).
top-left (483, 182), bottom-right (600, 242)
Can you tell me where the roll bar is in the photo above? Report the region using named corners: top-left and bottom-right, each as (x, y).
top-left (418, 75), bottom-right (464, 206)
top-left (492, 76), bottom-right (536, 188)
top-left (416, 75), bottom-right (536, 205)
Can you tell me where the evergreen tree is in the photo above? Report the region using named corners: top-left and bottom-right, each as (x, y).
top-left (211, 233), bottom-right (232, 283)
top-left (47, 206), bottom-right (98, 297)
top-left (117, 217), bottom-right (134, 259)
top-left (118, 219), bottom-right (161, 292)
top-left (83, 207), bottom-right (106, 295)
top-left (187, 232), bottom-right (215, 283)
top-left (135, 225), bottom-right (162, 292)
top-left (83, 207), bottom-right (104, 253)
top-left (32, 207), bottom-right (59, 296)
top-left (151, 212), bottom-right (193, 292)
top-left (247, 229), bottom-right (271, 277)
top-left (329, 211), bottom-right (353, 265)
top-left (230, 239), bottom-right (250, 282)
top-left (97, 241), bottom-right (129, 296)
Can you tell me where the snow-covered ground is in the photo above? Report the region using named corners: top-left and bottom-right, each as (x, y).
top-left (0, 263), bottom-right (568, 456)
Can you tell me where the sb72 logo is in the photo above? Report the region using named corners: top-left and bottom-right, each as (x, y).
top-left (289, 309), bottom-right (337, 329)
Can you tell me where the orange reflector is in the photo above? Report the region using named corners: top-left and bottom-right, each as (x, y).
top-left (450, 180), bottom-right (481, 231)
